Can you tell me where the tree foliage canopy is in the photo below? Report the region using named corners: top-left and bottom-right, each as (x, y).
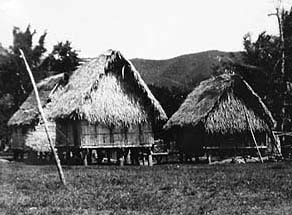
top-left (41, 40), bottom-right (80, 75)
top-left (215, 8), bottom-right (292, 132)
top-left (0, 25), bottom-right (80, 141)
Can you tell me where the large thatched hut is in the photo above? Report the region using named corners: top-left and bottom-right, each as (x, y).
top-left (164, 73), bottom-right (278, 160)
top-left (48, 50), bottom-right (167, 165)
top-left (7, 73), bottom-right (66, 159)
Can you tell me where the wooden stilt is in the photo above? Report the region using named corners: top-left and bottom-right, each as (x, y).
top-left (119, 156), bottom-right (125, 166)
top-left (271, 131), bottom-right (283, 158)
top-left (117, 149), bottom-right (124, 166)
top-left (124, 148), bottom-right (130, 165)
top-left (107, 150), bottom-right (111, 164)
top-left (91, 149), bottom-right (97, 164)
top-left (208, 154), bottom-right (212, 164)
top-left (142, 152), bottom-right (145, 166)
top-left (148, 148), bottom-right (153, 166)
top-left (87, 149), bottom-right (92, 165)
top-left (97, 150), bottom-right (103, 164)
top-left (130, 148), bottom-right (135, 165)
top-left (83, 149), bottom-right (88, 166)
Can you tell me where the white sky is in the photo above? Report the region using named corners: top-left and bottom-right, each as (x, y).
top-left (0, 0), bottom-right (292, 59)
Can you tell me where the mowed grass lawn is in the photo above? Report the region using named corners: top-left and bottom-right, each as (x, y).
top-left (1, 162), bottom-right (292, 215)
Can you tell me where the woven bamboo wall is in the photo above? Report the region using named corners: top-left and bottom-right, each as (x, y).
top-left (55, 119), bottom-right (155, 148)
top-left (80, 121), bottom-right (154, 148)
top-left (11, 126), bottom-right (34, 150)
top-left (25, 121), bottom-right (56, 152)
top-left (55, 119), bottom-right (75, 147)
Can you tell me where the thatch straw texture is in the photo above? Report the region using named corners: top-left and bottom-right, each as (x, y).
top-left (165, 74), bottom-right (276, 134)
top-left (7, 73), bottom-right (65, 126)
top-left (48, 50), bottom-right (167, 126)
top-left (25, 122), bottom-right (56, 152)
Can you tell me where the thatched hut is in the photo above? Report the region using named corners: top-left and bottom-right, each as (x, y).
top-left (7, 73), bottom-right (65, 160)
top-left (47, 50), bottom-right (167, 166)
top-left (164, 73), bottom-right (278, 161)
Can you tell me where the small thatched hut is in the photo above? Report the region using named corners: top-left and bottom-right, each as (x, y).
top-left (164, 73), bottom-right (278, 160)
top-left (48, 50), bottom-right (167, 165)
top-left (7, 73), bottom-right (66, 159)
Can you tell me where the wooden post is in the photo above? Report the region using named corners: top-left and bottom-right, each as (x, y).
top-left (125, 149), bottom-right (131, 165)
top-left (148, 148), bottom-right (153, 166)
top-left (271, 131), bottom-right (283, 158)
top-left (82, 149), bottom-right (88, 166)
top-left (244, 111), bottom-right (264, 163)
top-left (107, 149), bottom-right (111, 164)
top-left (87, 149), bottom-right (92, 165)
top-left (119, 156), bottom-right (125, 166)
top-left (130, 148), bottom-right (135, 165)
top-left (97, 150), bottom-right (103, 164)
top-left (118, 149), bottom-right (125, 166)
top-left (19, 49), bottom-right (66, 186)
top-left (208, 154), bottom-right (212, 164)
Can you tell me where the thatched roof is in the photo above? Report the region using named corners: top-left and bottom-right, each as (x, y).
top-left (7, 73), bottom-right (65, 126)
top-left (25, 123), bottom-right (56, 152)
top-left (164, 74), bottom-right (276, 134)
top-left (48, 50), bottom-right (167, 126)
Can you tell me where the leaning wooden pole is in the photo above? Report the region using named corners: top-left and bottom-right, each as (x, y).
top-left (19, 49), bottom-right (66, 186)
top-left (244, 110), bottom-right (264, 163)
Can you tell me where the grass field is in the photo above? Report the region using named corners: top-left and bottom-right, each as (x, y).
top-left (1, 162), bottom-right (292, 215)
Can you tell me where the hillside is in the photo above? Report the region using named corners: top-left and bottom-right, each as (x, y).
top-left (131, 50), bottom-right (243, 90)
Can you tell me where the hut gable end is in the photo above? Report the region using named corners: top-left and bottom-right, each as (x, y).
top-left (48, 50), bottom-right (167, 126)
top-left (165, 74), bottom-right (276, 134)
top-left (7, 73), bottom-right (65, 127)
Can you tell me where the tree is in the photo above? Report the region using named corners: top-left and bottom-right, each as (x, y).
top-left (0, 25), bottom-right (47, 106)
top-left (0, 25), bottom-right (47, 144)
top-left (0, 94), bottom-right (14, 145)
top-left (0, 25), bottom-right (81, 148)
top-left (41, 41), bottom-right (80, 75)
top-left (213, 6), bottom-right (292, 140)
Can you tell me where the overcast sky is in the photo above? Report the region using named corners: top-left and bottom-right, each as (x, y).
top-left (1, 0), bottom-right (292, 59)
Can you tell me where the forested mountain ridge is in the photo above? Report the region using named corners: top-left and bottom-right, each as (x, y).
top-left (131, 50), bottom-right (243, 91)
